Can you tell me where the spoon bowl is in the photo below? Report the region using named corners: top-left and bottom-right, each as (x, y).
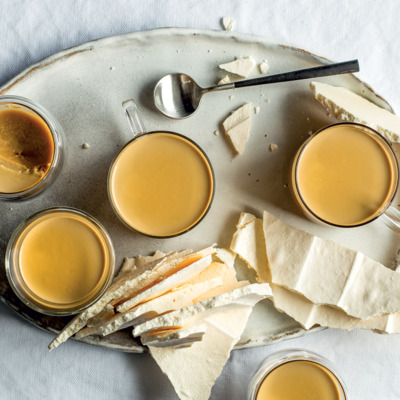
top-left (154, 73), bottom-right (205, 119)
top-left (154, 60), bottom-right (360, 119)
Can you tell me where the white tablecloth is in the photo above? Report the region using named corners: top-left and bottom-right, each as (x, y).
top-left (1, 1), bottom-right (400, 399)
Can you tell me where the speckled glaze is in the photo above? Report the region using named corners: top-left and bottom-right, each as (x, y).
top-left (0, 28), bottom-right (396, 352)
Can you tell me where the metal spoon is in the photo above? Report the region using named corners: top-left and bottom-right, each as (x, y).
top-left (154, 60), bottom-right (359, 119)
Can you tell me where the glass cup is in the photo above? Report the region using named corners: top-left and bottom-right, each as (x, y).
top-left (0, 95), bottom-right (64, 200)
top-left (5, 207), bottom-right (115, 316)
top-left (247, 349), bottom-right (348, 400)
top-left (291, 122), bottom-right (400, 231)
top-left (107, 99), bottom-right (215, 238)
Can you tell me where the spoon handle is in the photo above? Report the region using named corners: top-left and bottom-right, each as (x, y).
top-left (233, 60), bottom-right (359, 89)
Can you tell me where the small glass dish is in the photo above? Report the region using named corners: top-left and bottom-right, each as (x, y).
top-left (5, 207), bottom-right (115, 316)
top-left (247, 349), bottom-right (348, 400)
top-left (291, 122), bottom-right (399, 228)
top-left (0, 95), bottom-right (64, 201)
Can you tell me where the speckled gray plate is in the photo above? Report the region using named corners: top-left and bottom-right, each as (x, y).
top-left (1, 28), bottom-right (397, 352)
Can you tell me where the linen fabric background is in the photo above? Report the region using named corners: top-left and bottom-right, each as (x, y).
top-left (1, 1), bottom-right (400, 399)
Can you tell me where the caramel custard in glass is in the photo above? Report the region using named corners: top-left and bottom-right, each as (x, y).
top-left (256, 360), bottom-right (342, 400)
top-left (108, 132), bottom-right (214, 237)
top-left (292, 123), bottom-right (398, 226)
top-left (0, 105), bottom-right (54, 193)
top-left (248, 350), bottom-right (347, 400)
top-left (6, 208), bottom-right (115, 315)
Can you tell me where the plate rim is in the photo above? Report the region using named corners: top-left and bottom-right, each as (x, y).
top-left (0, 27), bottom-right (393, 113)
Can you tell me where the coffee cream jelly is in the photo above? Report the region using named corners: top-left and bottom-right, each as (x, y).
top-left (294, 124), bottom-right (397, 226)
top-left (256, 360), bottom-right (342, 400)
top-left (0, 106), bottom-right (54, 193)
top-left (8, 209), bottom-right (114, 314)
top-left (109, 132), bottom-right (214, 237)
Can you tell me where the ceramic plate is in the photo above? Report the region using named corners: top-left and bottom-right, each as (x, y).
top-left (0, 28), bottom-right (397, 352)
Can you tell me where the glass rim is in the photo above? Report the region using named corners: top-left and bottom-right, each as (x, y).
top-left (247, 349), bottom-right (348, 400)
top-left (0, 95), bottom-right (63, 200)
top-left (5, 206), bottom-right (116, 316)
top-left (293, 122), bottom-right (399, 228)
top-left (107, 130), bottom-right (215, 239)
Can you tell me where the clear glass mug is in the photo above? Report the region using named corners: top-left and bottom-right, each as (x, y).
top-left (107, 99), bottom-right (215, 238)
top-left (291, 122), bottom-right (400, 231)
top-left (0, 95), bottom-right (64, 200)
top-left (247, 349), bottom-right (348, 400)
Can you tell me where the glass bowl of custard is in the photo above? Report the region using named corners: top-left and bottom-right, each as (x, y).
top-left (291, 122), bottom-right (398, 228)
top-left (0, 95), bottom-right (64, 200)
top-left (5, 207), bottom-right (115, 316)
top-left (248, 349), bottom-right (348, 400)
top-left (108, 131), bottom-right (215, 238)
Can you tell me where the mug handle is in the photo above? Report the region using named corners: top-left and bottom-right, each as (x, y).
top-left (122, 99), bottom-right (146, 138)
top-left (380, 205), bottom-right (400, 233)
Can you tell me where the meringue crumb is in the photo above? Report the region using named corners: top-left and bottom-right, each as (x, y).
top-left (219, 56), bottom-right (255, 78)
top-left (218, 75), bottom-right (231, 85)
top-left (214, 130), bottom-right (220, 136)
top-left (264, 99), bottom-right (270, 103)
top-left (254, 106), bottom-right (260, 114)
top-left (110, 66), bottom-right (115, 71)
top-left (222, 17), bottom-right (235, 31)
top-left (308, 130), bottom-right (313, 136)
top-left (229, 95), bottom-right (234, 101)
top-left (258, 60), bottom-right (269, 74)
top-left (82, 143), bottom-right (90, 149)
top-left (269, 143), bottom-right (278, 152)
